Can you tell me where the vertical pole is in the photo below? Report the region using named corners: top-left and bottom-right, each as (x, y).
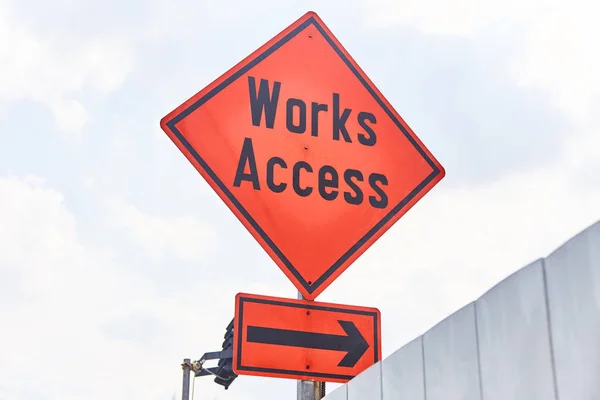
top-left (296, 292), bottom-right (325, 400)
top-left (182, 358), bottom-right (191, 400)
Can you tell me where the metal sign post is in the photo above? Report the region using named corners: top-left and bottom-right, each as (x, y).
top-left (298, 379), bottom-right (323, 400)
top-left (181, 358), bottom-right (192, 400)
top-left (296, 291), bottom-right (325, 400)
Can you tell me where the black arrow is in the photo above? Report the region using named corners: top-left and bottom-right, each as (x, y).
top-left (246, 320), bottom-right (369, 368)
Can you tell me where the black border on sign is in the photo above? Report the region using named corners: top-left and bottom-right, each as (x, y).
top-left (164, 16), bottom-right (442, 295)
top-left (235, 295), bottom-right (380, 381)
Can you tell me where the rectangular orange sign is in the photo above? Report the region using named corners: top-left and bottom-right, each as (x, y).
top-left (233, 293), bottom-right (381, 382)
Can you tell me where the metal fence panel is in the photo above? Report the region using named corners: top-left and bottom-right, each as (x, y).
top-left (382, 337), bottom-right (425, 400)
top-left (545, 221), bottom-right (600, 400)
top-left (476, 259), bottom-right (556, 400)
top-left (324, 383), bottom-right (348, 400)
top-left (423, 302), bottom-right (482, 400)
top-left (347, 362), bottom-right (382, 400)
top-left (324, 221), bottom-right (600, 400)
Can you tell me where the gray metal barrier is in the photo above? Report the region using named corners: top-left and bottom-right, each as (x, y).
top-left (325, 220), bottom-right (600, 400)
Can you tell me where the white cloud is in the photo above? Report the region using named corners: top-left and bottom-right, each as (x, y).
top-left (0, 174), bottom-right (82, 296)
top-left (564, 124), bottom-right (600, 170)
top-left (50, 98), bottom-right (88, 133)
top-left (360, 0), bottom-right (600, 124)
top-left (513, 3), bottom-right (600, 121)
top-left (105, 199), bottom-right (215, 262)
top-left (0, 0), bottom-right (134, 134)
top-left (0, 174), bottom-right (115, 397)
top-left (0, 174), bottom-right (232, 399)
top-left (361, 0), bottom-right (549, 36)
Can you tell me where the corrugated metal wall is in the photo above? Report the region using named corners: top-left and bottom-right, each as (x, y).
top-left (325, 220), bottom-right (600, 400)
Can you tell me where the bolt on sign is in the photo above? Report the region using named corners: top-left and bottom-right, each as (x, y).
top-left (160, 11), bottom-right (445, 300)
top-left (233, 293), bottom-right (381, 382)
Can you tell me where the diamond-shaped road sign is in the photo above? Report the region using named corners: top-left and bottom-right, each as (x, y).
top-left (160, 11), bottom-right (445, 300)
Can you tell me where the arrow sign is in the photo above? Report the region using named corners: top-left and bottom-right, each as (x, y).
top-left (246, 320), bottom-right (369, 368)
top-left (233, 293), bottom-right (381, 383)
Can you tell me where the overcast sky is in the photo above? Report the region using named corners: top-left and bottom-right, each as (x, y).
top-left (1, 0), bottom-right (599, 399)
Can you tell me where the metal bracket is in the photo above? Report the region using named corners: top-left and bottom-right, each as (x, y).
top-left (192, 349), bottom-right (234, 377)
top-left (201, 349), bottom-right (233, 361)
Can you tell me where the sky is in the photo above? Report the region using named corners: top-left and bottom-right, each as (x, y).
top-left (0, 0), bottom-right (599, 399)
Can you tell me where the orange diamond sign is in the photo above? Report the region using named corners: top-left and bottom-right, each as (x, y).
top-left (160, 11), bottom-right (445, 300)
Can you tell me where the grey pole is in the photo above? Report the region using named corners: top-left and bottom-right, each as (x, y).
top-left (182, 358), bottom-right (192, 400)
top-left (297, 292), bottom-right (325, 400)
